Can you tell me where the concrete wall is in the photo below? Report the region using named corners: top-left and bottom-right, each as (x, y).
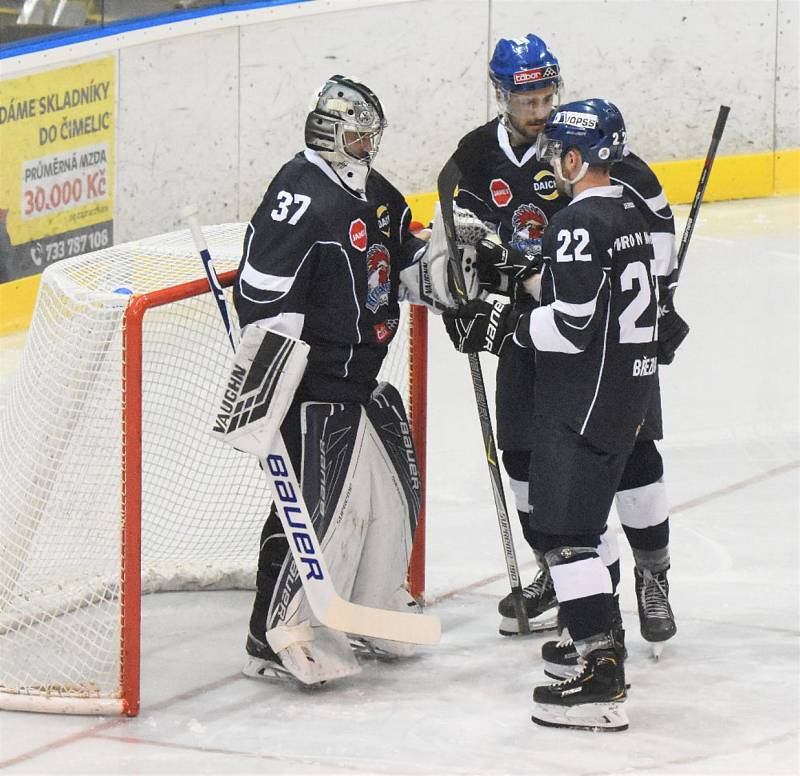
top-left (3, 0), bottom-right (798, 243)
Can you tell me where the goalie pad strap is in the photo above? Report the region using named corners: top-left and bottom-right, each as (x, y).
top-left (211, 324), bottom-right (308, 457)
top-left (266, 621), bottom-right (314, 653)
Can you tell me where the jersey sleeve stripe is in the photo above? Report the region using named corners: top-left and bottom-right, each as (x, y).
top-left (526, 306), bottom-right (582, 354)
top-left (245, 313), bottom-right (305, 340)
top-left (651, 231), bottom-right (678, 277)
top-left (240, 264), bottom-right (295, 293)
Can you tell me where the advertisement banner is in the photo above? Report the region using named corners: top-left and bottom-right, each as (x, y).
top-left (0, 57), bottom-right (115, 283)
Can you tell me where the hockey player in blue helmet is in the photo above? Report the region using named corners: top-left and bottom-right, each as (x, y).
top-left (489, 34), bottom-right (563, 145)
top-left (440, 35), bottom-right (684, 672)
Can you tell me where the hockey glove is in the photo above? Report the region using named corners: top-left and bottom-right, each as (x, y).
top-left (658, 306), bottom-right (690, 365)
top-left (442, 299), bottom-right (512, 355)
top-left (475, 237), bottom-right (542, 296)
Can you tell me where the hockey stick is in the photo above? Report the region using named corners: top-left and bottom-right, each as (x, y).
top-left (437, 158), bottom-right (530, 635)
top-left (670, 105), bottom-right (730, 301)
top-left (182, 206), bottom-right (440, 646)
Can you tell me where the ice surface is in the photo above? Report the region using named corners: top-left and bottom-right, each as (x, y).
top-left (0, 197), bottom-right (798, 775)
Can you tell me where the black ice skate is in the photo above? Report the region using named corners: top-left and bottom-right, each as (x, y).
top-left (542, 601), bottom-right (627, 680)
top-left (635, 567), bottom-right (676, 659)
top-left (532, 648), bottom-right (628, 732)
top-left (498, 568), bottom-right (558, 635)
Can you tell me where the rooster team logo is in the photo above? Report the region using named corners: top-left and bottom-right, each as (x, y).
top-left (511, 203), bottom-right (548, 242)
top-left (366, 244), bottom-right (391, 313)
top-left (490, 178), bottom-right (512, 207)
top-left (349, 218), bottom-right (367, 252)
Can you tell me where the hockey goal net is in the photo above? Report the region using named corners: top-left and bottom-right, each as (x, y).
top-left (0, 223), bottom-right (427, 716)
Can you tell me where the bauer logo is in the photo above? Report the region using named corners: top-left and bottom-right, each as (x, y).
top-left (532, 169), bottom-right (559, 201)
top-left (554, 111), bottom-right (598, 129)
top-left (349, 218), bottom-right (367, 251)
top-left (490, 178), bottom-right (512, 207)
top-left (513, 64), bottom-right (558, 85)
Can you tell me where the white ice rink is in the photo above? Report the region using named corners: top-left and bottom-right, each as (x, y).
top-left (0, 196), bottom-right (798, 775)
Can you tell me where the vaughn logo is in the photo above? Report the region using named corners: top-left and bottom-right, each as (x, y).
top-left (490, 178), bottom-right (512, 207)
top-left (532, 169), bottom-right (559, 201)
top-left (511, 203), bottom-right (548, 242)
top-left (366, 244), bottom-right (391, 312)
top-left (376, 204), bottom-right (391, 237)
top-left (553, 110), bottom-right (598, 129)
top-left (513, 64), bottom-right (559, 86)
top-left (349, 218), bottom-right (367, 251)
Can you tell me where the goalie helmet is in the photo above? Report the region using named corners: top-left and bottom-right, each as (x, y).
top-left (305, 75), bottom-right (387, 194)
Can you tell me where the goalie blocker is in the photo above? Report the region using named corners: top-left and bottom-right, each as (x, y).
top-left (211, 324), bottom-right (309, 456)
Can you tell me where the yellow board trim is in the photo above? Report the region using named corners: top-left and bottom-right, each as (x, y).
top-left (2, 149), bottom-right (798, 337)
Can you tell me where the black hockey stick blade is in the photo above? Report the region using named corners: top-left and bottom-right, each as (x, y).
top-left (672, 105), bottom-right (730, 301)
top-left (436, 155), bottom-right (530, 635)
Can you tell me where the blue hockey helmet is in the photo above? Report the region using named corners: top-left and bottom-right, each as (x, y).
top-left (489, 35), bottom-right (562, 93)
top-left (536, 99), bottom-right (627, 167)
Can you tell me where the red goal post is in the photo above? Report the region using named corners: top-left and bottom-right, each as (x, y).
top-left (0, 224), bottom-right (427, 717)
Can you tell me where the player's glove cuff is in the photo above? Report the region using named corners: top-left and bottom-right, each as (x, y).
top-left (442, 298), bottom-right (512, 355)
top-left (476, 238), bottom-right (542, 283)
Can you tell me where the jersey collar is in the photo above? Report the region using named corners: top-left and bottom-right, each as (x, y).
top-left (568, 184), bottom-right (624, 206)
top-left (496, 121), bottom-right (538, 168)
top-left (303, 148), bottom-right (368, 201)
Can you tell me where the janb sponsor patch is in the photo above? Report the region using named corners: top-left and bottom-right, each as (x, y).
top-left (490, 178), bottom-right (512, 207)
top-left (349, 218), bottom-right (367, 251)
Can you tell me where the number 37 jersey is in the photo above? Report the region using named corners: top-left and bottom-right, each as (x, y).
top-left (514, 185), bottom-right (658, 453)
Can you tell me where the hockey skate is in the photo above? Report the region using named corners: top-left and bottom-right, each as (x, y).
top-left (532, 647), bottom-right (628, 732)
top-left (498, 568), bottom-right (558, 636)
top-left (542, 601), bottom-right (626, 680)
top-left (635, 567), bottom-right (676, 659)
top-left (243, 632), bottom-right (295, 682)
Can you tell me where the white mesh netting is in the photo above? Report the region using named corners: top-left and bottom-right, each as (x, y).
top-left (0, 223), bottom-right (417, 708)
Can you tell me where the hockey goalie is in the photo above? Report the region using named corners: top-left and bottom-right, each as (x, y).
top-left (210, 75), bottom-right (477, 685)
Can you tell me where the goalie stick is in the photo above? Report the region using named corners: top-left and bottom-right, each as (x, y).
top-left (437, 158), bottom-right (530, 635)
top-left (182, 206), bottom-right (440, 647)
top-left (670, 104), bottom-right (730, 301)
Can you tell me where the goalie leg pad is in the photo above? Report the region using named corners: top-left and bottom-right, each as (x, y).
top-left (211, 324), bottom-right (308, 457)
top-left (348, 383), bottom-right (421, 657)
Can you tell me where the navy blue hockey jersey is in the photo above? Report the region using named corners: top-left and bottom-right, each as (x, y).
top-left (514, 186), bottom-right (659, 453)
top-left (234, 150), bottom-right (425, 404)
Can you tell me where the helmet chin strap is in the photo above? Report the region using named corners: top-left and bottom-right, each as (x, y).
top-left (552, 157), bottom-right (588, 197)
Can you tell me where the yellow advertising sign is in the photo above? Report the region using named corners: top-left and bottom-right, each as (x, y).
top-left (0, 56), bottom-right (115, 283)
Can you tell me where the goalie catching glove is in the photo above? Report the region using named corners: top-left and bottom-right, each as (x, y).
top-left (442, 299), bottom-right (515, 355)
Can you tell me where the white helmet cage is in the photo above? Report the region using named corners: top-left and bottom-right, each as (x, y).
top-left (305, 75), bottom-right (387, 192)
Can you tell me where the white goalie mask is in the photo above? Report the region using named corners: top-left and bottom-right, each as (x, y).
top-left (304, 75), bottom-right (387, 195)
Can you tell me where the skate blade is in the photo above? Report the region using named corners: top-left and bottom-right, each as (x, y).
top-left (242, 655), bottom-right (294, 682)
top-left (499, 613), bottom-right (558, 637)
top-left (650, 642), bottom-right (664, 661)
top-left (532, 702), bottom-right (629, 732)
top-left (348, 637), bottom-right (401, 662)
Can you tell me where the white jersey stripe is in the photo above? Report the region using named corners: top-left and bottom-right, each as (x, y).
top-left (550, 556), bottom-right (612, 601)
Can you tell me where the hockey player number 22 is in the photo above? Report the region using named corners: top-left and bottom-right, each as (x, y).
top-left (271, 191), bottom-right (312, 225)
top-left (618, 261), bottom-right (654, 344)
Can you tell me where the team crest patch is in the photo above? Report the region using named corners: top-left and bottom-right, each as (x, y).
top-left (366, 244), bottom-right (391, 313)
top-left (490, 178), bottom-right (512, 207)
top-left (377, 204), bottom-right (391, 237)
top-left (532, 169), bottom-right (559, 201)
top-left (373, 318), bottom-right (398, 344)
top-left (511, 203), bottom-right (548, 242)
top-left (350, 218), bottom-right (367, 251)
